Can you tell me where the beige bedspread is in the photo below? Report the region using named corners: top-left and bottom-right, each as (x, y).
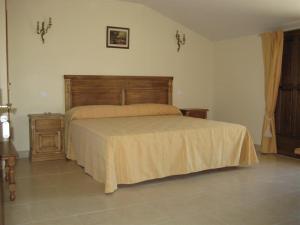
top-left (66, 112), bottom-right (258, 193)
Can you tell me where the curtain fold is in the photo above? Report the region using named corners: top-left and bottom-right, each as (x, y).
top-left (260, 31), bottom-right (284, 153)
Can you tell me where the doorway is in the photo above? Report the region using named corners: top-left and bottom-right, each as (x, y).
top-left (275, 29), bottom-right (300, 158)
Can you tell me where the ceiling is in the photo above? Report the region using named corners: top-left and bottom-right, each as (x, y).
top-left (121, 0), bottom-right (300, 41)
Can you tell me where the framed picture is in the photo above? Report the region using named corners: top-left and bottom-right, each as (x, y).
top-left (106, 26), bottom-right (130, 49)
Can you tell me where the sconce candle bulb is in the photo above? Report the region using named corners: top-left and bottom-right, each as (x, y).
top-left (36, 17), bottom-right (52, 43)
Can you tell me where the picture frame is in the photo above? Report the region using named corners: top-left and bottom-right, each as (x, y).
top-left (106, 26), bottom-right (130, 49)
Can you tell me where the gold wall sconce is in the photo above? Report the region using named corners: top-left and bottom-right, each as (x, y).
top-left (176, 30), bottom-right (186, 52)
top-left (36, 17), bottom-right (52, 44)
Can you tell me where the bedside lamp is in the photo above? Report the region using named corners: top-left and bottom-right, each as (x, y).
top-left (0, 104), bottom-right (16, 142)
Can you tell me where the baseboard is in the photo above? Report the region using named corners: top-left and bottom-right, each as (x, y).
top-left (18, 150), bottom-right (29, 159)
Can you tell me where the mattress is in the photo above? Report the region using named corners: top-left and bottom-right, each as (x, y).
top-left (67, 115), bottom-right (258, 193)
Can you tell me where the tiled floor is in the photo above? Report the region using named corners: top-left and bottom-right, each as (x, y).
top-left (4, 153), bottom-right (300, 225)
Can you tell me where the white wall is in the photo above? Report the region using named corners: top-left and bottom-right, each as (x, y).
top-left (0, 0), bottom-right (8, 104)
top-left (8, 0), bottom-right (215, 153)
top-left (214, 35), bottom-right (265, 144)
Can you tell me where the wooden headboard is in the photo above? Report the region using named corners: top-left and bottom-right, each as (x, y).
top-left (64, 75), bottom-right (173, 111)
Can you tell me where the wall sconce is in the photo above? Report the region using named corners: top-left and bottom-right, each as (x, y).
top-left (36, 17), bottom-right (52, 44)
top-left (176, 30), bottom-right (186, 52)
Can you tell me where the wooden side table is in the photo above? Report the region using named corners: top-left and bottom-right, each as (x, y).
top-left (0, 142), bottom-right (18, 201)
top-left (180, 108), bottom-right (209, 119)
top-left (28, 113), bottom-right (65, 161)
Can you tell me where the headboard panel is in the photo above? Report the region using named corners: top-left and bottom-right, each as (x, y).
top-left (64, 75), bottom-right (173, 111)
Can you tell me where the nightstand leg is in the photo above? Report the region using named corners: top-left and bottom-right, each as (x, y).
top-left (7, 157), bottom-right (16, 201)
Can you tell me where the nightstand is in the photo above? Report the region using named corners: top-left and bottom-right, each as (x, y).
top-left (180, 108), bottom-right (209, 119)
top-left (28, 113), bottom-right (65, 161)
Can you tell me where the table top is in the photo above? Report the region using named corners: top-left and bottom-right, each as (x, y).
top-left (0, 142), bottom-right (18, 158)
top-left (180, 108), bottom-right (209, 112)
top-left (28, 113), bottom-right (64, 118)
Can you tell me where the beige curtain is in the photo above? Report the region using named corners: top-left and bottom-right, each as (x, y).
top-left (260, 31), bottom-right (284, 153)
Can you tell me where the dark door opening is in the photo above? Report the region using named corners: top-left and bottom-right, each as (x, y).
top-left (275, 29), bottom-right (300, 158)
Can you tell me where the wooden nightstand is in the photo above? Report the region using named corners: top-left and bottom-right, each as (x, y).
top-left (180, 108), bottom-right (209, 119)
top-left (28, 113), bottom-right (65, 161)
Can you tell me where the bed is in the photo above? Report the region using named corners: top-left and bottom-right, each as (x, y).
top-left (64, 75), bottom-right (258, 193)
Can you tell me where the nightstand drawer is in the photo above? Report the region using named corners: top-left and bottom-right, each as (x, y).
top-left (35, 131), bottom-right (62, 153)
top-left (187, 111), bottom-right (207, 118)
top-left (35, 119), bottom-right (62, 131)
top-left (180, 108), bottom-right (208, 119)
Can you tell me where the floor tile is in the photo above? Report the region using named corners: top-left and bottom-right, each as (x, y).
top-left (77, 203), bottom-right (168, 225)
top-left (4, 204), bottom-right (32, 225)
top-left (28, 216), bottom-right (82, 225)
